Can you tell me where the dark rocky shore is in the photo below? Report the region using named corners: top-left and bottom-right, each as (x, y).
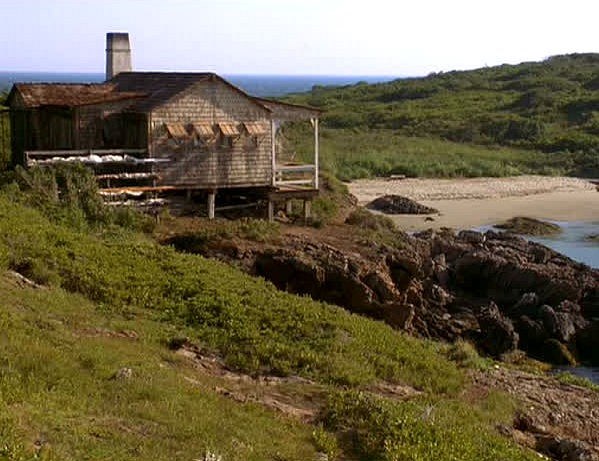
top-left (166, 223), bottom-right (599, 368)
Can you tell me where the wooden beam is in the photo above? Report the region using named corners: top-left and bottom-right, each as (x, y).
top-left (275, 164), bottom-right (315, 174)
top-left (207, 191), bottom-right (216, 219)
top-left (267, 200), bottom-right (275, 222)
top-left (313, 117), bottom-right (319, 190)
top-left (271, 119), bottom-right (276, 186)
top-left (303, 199), bottom-right (312, 224)
top-left (25, 149), bottom-right (146, 157)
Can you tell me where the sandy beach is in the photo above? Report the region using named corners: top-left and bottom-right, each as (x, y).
top-left (347, 176), bottom-right (598, 231)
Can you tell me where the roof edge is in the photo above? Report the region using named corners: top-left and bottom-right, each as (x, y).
top-left (254, 97), bottom-right (324, 114)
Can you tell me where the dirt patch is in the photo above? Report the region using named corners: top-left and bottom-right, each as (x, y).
top-left (473, 366), bottom-right (599, 459)
top-left (173, 341), bottom-right (324, 422)
top-left (74, 327), bottom-right (139, 340)
top-left (172, 341), bottom-right (422, 423)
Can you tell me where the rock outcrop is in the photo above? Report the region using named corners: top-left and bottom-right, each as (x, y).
top-left (366, 194), bottom-right (438, 215)
top-left (496, 216), bottom-right (562, 236)
top-left (165, 225), bottom-right (599, 366)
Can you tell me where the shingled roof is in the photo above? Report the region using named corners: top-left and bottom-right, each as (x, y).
top-left (8, 73), bottom-right (323, 120)
top-left (109, 72), bottom-right (216, 112)
top-left (9, 83), bottom-right (145, 108)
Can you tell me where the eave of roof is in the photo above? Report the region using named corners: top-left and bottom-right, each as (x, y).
top-left (8, 83), bottom-right (145, 108)
top-left (254, 97), bottom-right (324, 121)
top-left (254, 97), bottom-right (324, 114)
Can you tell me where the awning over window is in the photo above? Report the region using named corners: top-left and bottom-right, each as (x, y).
top-left (243, 122), bottom-right (268, 136)
top-left (192, 122), bottom-right (215, 137)
top-left (218, 122), bottom-right (240, 137)
top-left (165, 123), bottom-right (189, 138)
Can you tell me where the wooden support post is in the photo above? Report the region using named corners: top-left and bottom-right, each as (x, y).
top-left (207, 191), bottom-right (216, 219)
top-left (285, 199), bottom-right (293, 215)
top-left (313, 117), bottom-right (319, 190)
top-left (268, 200), bottom-right (275, 222)
top-left (303, 199), bottom-right (312, 224)
top-left (271, 119), bottom-right (277, 187)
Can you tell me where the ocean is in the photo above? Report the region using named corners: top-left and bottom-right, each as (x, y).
top-left (0, 71), bottom-right (398, 97)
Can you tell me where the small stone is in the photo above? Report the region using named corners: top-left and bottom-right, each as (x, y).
top-left (112, 367), bottom-right (133, 380)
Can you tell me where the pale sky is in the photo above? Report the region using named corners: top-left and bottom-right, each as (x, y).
top-left (1, 0), bottom-right (597, 76)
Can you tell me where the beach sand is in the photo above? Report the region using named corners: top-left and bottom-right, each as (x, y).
top-left (347, 176), bottom-right (598, 231)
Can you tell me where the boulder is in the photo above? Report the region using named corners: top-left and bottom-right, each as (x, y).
top-left (542, 339), bottom-right (577, 366)
top-left (539, 305), bottom-right (577, 343)
top-left (496, 216), bottom-right (562, 236)
top-left (516, 315), bottom-right (549, 356)
top-left (477, 302), bottom-right (519, 357)
top-left (366, 195), bottom-right (438, 215)
top-left (576, 320), bottom-right (599, 365)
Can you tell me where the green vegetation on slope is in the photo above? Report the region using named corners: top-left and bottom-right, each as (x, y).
top-left (0, 276), bottom-right (318, 461)
top-left (0, 90), bottom-right (9, 170)
top-left (283, 53), bottom-right (599, 178)
top-left (0, 167), bottom-right (540, 460)
top-left (284, 125), bottom-right (571, 181)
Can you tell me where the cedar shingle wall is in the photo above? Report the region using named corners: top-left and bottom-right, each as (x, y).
top-left (150, 79), bottom-right (272, 188)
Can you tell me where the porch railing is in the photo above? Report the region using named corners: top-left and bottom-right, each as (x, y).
top-left (274, 163), bottom-right (317, 188)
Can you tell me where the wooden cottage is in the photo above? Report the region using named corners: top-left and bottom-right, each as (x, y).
top-left (6, 33), bottom-right (322, 220)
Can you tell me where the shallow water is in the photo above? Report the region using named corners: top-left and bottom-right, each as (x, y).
top-left (554, 366), bottom-right (599, 385)
top-left (527, 221), bottom-right (599, 269)
top-left (478, 220), bottom-right (599, 269)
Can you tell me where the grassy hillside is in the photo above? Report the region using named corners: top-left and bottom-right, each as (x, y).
top-left (0, 91), bottom-right (9, 170)
top-left (0, 167), bottom-right (540, 460)
top-left (283, 54), bottom-right (599, 179)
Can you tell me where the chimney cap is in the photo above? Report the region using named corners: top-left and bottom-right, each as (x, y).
top-left (106, 32), bottom-right (131, 50)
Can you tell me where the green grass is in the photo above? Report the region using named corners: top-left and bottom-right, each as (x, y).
top-left (554, 372), bottom-right (599, 392)
top-left (0, 191), bottom-right (462, 392)
top-left (322, 390), bottom-right (535, 461)
top-left (281, 53), bottom-right (599, 179)
top-left (0, 276), bottom-right (318, 461)
top-left (0, 172), bottom-right (545, 460)
top-left (284, 127), bottom-right (570, 181)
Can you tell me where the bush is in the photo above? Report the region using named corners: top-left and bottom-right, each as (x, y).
top-left (445, 340), bottom-right (489, 369)
top-left (11, 164), bottom-right (154, 233)
top-left (321, 390), bottom-right (536, 461)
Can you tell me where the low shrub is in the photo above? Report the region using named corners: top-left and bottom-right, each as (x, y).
top-left (321, 390), bottom-right (536, 461)
top-left (12, 164), bottom-right (154, 233)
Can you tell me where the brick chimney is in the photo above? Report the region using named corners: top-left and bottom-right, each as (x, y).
top-left (106, 32), bottom-right (132, 80)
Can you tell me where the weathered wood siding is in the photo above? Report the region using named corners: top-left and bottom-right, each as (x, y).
top-left (8, 97), bottom-right (147, 164)
top-left (149, 79), bottom-right (272, 188)
top-left (76, 100), bottom-right (147, 149)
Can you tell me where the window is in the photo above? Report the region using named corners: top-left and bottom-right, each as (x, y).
top-left (165, 123), bottom-right (189, 145)
top-left (242, 122), bottom-right (267, 151)
top-left (217, 122), bottom-right (240, 151)
top-left (191, 122), bottom-right (215, 151)
top-left (245, 135), bottom-right (259, 150)
top-left (219, 135), bottom-right (234, 150)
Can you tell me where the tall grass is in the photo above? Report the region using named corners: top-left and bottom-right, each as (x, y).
top-left (285, 126), bottom-right (571, 181)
